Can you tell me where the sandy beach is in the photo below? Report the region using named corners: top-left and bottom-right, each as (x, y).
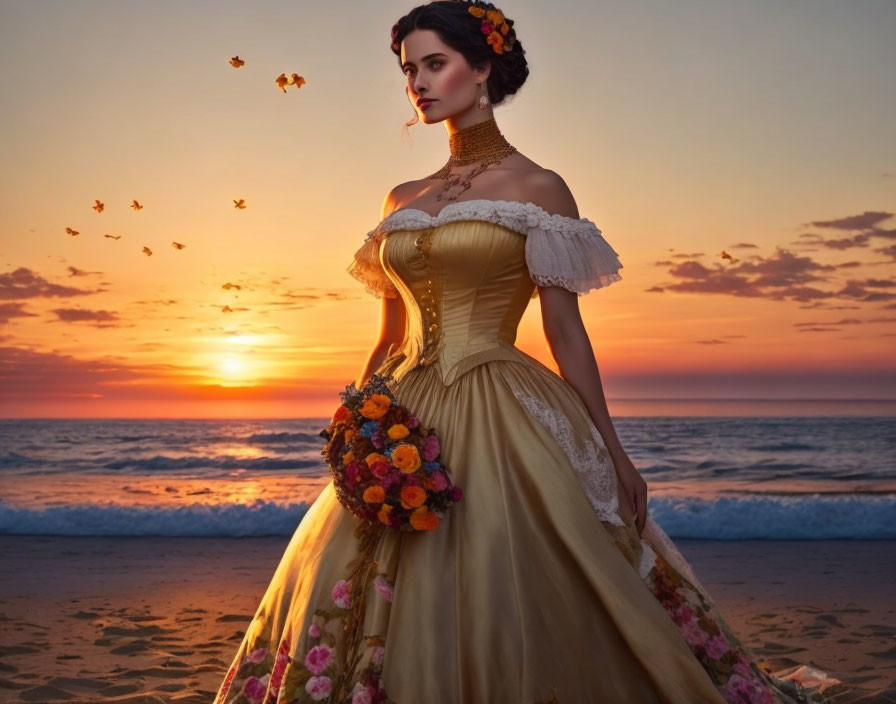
top-left (0, 535), bottom-right (893, 703)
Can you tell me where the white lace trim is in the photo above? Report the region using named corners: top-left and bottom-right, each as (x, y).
top-left (346, 227), bottom-right (400, 299)
top-left (513, 391), bottom-right (624, 526)
top-left (362, 199), bottom-right (623, 297)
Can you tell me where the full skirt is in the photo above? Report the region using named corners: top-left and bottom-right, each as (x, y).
top-left (213, 350), bottom-right (828, 704)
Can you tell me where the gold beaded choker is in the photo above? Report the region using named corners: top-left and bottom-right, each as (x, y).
top-left (427, 118), bottom-right (518, 201)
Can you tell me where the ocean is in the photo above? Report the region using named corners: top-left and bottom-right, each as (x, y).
top-left (1, 412), bottom-right (894, 539)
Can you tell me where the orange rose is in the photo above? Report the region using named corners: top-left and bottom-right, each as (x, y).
top-left (342, 451), bottom-right (354, 466)
top-left (377, 503), bottom-right (393, 525)
top-left (410, 506), bottom-right (440, 530)
top-left (391, 443), bottom-right (421, 473)
top-left (468, 5), bottom-right (485, 17)
top-left (400, 485), bottom-right (426, 509)
top-left (359, 394), bottom-right (391, 420)
top-left (387, 423), bottom-right (409, 440)
top-left (365, 452), bottom-right (389, 466)
top-left (363, 485), bottom-right (385, 503)
top-left (486, 31), bottom-right (504, 53)
top-left (344, 428), bottom-right (356, 443)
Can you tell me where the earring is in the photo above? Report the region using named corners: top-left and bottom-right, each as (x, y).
top-left (478, 83), bottom-right (490, 110)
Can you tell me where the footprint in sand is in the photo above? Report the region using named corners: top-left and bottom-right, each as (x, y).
top-left (70, 610), bottom-right (101, 619)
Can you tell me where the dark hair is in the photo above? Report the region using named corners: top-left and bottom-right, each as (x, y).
top-left (390, 0), bottom-right (529, 106)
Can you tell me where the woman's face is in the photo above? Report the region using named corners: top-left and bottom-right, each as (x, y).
top-left (400, 28), bottom-right (486, 124)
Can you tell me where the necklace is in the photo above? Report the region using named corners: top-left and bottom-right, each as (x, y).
top-left (425, 118), bottom-right (517, 202)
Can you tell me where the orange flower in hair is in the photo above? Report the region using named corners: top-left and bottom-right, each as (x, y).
top-left (486, 31), bottom-right (505, 54)
top-left (468, 2), bottom-right (514, 54)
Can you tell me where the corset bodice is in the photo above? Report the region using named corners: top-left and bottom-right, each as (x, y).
top-left (348, 198), bottom-right (624, 387)
top-left (379, 220), bottom-right (537, 386)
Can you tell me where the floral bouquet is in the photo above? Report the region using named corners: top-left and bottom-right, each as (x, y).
top-left (319, 372), bottom-right (462, 532)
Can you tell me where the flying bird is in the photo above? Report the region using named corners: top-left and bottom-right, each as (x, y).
top-left (142, 246), bottom-right (153, 256)
top-left (719, 250), bottom-right (739, 263)
top-left (222, 282), bottom-right (242, 290)
top-left (221, 305), bottom-right (234, 313)
top-left (172, 241), bottom-right (186, 250)
top-left (230, 55), bottom-right (245, 68)
top-left (104, 234), bottom-right (121, 240)
top-left (131, 200), bottom-right (144, 211)
top-left (66, 227), bottom-right (80, 236)
top-left (92, 199), bottom-right (104, 213)
top-left (234, 198), bottom-right (246, 209)
top-left (276, 73), bottom-right (306, 92)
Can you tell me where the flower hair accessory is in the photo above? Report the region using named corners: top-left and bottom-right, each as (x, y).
top-left (467, 1), bottom-right (516, 55)
top-left (390, 1), bottom-right (517, 55)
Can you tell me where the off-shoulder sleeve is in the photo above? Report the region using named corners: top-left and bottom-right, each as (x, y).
top-left (524, 214), bottom-right (623, 296)
top-left (346, 227), bottom-right (400, 299)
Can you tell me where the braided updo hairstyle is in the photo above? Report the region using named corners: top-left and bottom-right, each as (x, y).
top-left (390, 0), bottom-right (529, 108)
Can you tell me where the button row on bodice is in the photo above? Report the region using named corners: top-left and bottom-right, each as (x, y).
top-left (414, 228), bottom-right (440, 367)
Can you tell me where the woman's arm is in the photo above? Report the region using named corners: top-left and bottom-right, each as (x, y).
top-left (354, 186), bottom-right (408, 388)
top-left (354, 294), bottom-right (406, 388)
top-left (538, 286), bottom-right (648, 536)
top-left (521, 169), bottom-right (646, 533)
top-left (538, 286), bottom-right (624, 457)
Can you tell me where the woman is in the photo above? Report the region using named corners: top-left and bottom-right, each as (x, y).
top-left (213, 2), bottom-right (835, 702)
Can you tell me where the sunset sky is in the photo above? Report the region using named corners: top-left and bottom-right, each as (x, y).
top-left (1, 0), bottom-right (894, 418)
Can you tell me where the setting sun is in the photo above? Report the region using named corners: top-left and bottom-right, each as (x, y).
top-left (216, 355), bottom-right (252, 385)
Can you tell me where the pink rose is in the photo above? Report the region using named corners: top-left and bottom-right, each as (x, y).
top-left (732, 658), bottom-right (752, 679)
top-left (332, 579), bottom-right (351, 608)
top-left (421, 434), bottom-right (440, 461)
top-left (705, 634), bottom-right (730, 660)
top-left (351, 680), bottom-right (374, 704)
top-left (304, 644), bottom-right (333, 675)
top-left (345, 462), bottom-right (363, 486)
top-left (450, 486), bottom-right (463, 501)
top-left (380, 472), bottom-right (399, 491)
top-left (370, 460), bottom-right (390, 478)
top-left (308, 622), bottom-right (321, 638)
top-left (371, 645), bottom-right (385, 666)
top-left (241, 674), bottom-right (270, 704)
top-left (669, 603), bottom-right (695, 626)
top-left (480, 20), bottom-right (494, 34)
top-left (305, 675), bottom-right (333, 700)
top-left (246, 646), bottom-right (268, 664)
top-left (429, 470), bottom-right (448, 491)
top-left (406, 415), bottom-right (420, 428)
top-left (680, 618), bottom-right (708, 648)
top-left (373, 574), bottom-right (394, 602)
top-left (719, 673), bottom-right (774, 704)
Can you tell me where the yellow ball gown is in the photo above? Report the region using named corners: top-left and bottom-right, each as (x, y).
top-left (213, 199), bottom-right (835, 704)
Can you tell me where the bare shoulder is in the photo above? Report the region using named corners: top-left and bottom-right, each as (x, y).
top-left (519, 168), bottom-right (580, 219)
top-left (379, 180), bottom-right (424, 220)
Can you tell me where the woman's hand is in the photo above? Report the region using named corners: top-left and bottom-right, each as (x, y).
top-left (611, 450), bottom-right (648, 537)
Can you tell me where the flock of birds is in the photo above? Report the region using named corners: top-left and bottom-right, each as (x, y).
top-left (63, 57), bottom-right (741, 270)
top-left (63, 56), bottom-right (305, 258)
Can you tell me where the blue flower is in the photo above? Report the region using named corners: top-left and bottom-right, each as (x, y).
top-left (360, 420), bottom-right (379, 437)
top-left (423, 461), bottom-right (440, 474)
